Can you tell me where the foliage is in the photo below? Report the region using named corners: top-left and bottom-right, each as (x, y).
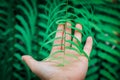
top-left (0, 0), bottom-right (120, 80)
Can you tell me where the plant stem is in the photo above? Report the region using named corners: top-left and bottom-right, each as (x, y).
top-left (62, 0), bottom-right (69, 66)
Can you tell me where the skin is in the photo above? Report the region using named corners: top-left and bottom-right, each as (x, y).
top-left (22, 23), bottom-right (93, 80)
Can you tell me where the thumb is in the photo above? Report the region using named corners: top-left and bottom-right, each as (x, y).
top-left (22, 55), bottom-right (38, 73)
top-left (22, 55), bottom-right (58, 79)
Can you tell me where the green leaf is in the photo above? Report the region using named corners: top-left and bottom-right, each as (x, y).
top-left (97, 42), bottom-right (120, 57)
top-left (98, 51), bottom-right (119, 64)
top-left (100, 69), bottom-right (116, 80)
top-left (102, 62), bottom-right (118, 79)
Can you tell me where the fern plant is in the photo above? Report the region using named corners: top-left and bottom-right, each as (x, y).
top-left (0, 0), bottom-right (15, 80)
top-left (39, 0), bottom-right (90, 66)
top-left (0, 0), bottom-right (120, 80)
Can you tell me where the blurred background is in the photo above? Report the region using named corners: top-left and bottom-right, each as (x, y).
top-left (0, 0), bottom-right (120, 80)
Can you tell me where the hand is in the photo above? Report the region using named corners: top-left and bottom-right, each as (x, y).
top-left (22, 23), bottom-right (93, 80)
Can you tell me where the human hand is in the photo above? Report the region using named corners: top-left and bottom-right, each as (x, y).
top-left (22, 23), bottom-right (93, 80)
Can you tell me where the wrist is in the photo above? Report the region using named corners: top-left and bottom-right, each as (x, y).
top-left (49, 76), bottom-right (68, 80)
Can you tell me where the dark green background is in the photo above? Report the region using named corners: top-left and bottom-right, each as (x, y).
top-left (0, 0), bottom-right (120, 80)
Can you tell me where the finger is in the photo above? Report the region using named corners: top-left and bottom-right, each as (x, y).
top-left (62, 22), bottom-right (71, 49)
top-left (72, 24), bottom-right (82, 48)
top-left (83, 36), bottom-right (93, 56)
top-left (22, 55), bottom-right (39, 73)
top-left (51, 24), bottom-right (64, 54)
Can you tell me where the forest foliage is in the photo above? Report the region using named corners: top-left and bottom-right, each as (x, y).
top-left (0, 0), bottom-right (120, 80)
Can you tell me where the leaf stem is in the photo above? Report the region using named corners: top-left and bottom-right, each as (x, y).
top-left (62, 0), bottom-right (69, 66)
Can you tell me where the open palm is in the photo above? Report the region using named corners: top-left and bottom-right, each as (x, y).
top-left (22, 23), bottom-right (93, 80)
